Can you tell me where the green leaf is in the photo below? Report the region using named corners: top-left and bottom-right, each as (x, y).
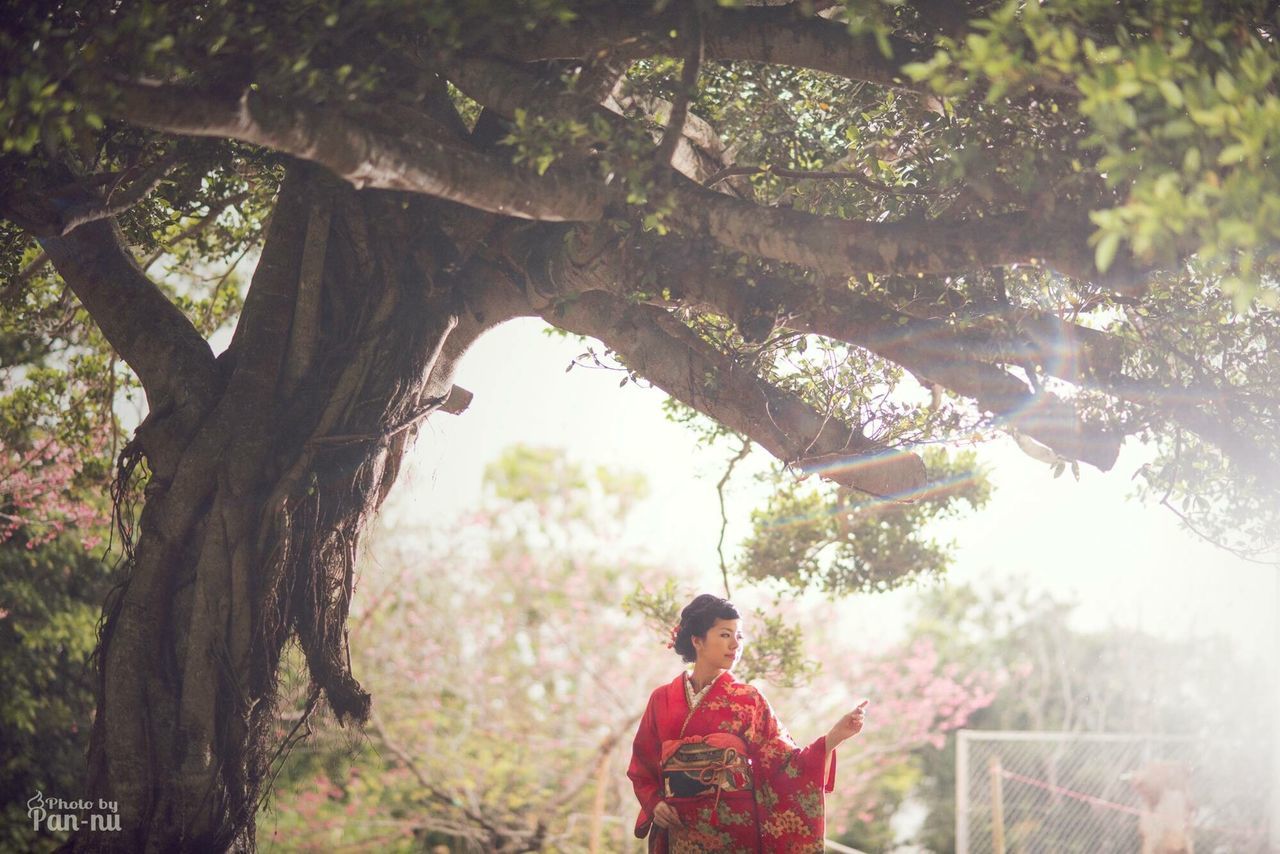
top-left (1214, 70), bottom-right (1238, 100)
top-left (1094, 231), bottom-right (1122, 273)
top-left (1182, 146), bottom-right (1200, 173)
top-left (1217, 143), bottom-right (1248, 166)
top-left (1157, 79), bottom-right (1184, 108)
top-left (901, 62), bottom-right (933, 82)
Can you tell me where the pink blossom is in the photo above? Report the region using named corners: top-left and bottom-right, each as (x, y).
top-left (1, 426), bottom-right (111, 549)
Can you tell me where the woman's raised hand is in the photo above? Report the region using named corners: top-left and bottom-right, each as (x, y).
top-left (653, 800), bottom-right (684, 831)
top-left (826, 699), bottom-right (869, 748)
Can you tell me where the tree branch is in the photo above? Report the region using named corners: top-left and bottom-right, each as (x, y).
top-left (978, 307), bottom-right (1277, 482)
top-left (36, 217), bottom-right (219, 414)
top-left (444, 55), bottom-right (1134, 287)
top-left (716, 438), bottom-right (752, 598)
top-left (447, 53), bottom-right (733, 188)
top-left (95, 78), bottom-right (609, 222)
top-left (653, 8), bottom-right (703, 168)
top-left (140, 189), bottom-right (252, 272)
top-left (53, 150), bottom-right (181, 236)
top-left (1099, 374), bottom-right (1279, 485)
top-left (491, 4), bottom-right (929, 92)
top-left (799, 283), bottom-right (1270, 477)
top-left (616, 87), bottom-right (742, 188)
top-left (367, 713), bottom-right (507, 841)
top-left (545, 231), bottom-right (1122, 469)
top-left (704, 163), bottom-right (938, 196)
top-left (665, 176), bottom-right (1127, 284)
top-left (543, 290), bottom-right (926, 497)
top-left (760, 287), bottom-right (1120, 469)
top-left (222, 165), bottom-right (317, 406)
top-left (793, 300), bottom-right (1123, 470)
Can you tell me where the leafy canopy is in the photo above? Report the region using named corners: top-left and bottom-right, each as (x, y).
top-left (2, 0), bottom-right (1278, 595)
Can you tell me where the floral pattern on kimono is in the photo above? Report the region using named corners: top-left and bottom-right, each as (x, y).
top-left (628, 671), bottom-right (836, 853)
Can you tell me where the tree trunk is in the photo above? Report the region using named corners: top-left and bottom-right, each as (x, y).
top-left (68, 167), bottom-right (501, 851)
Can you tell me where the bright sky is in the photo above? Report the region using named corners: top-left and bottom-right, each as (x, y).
top-left (388, 317), bottom-right (1278, 664)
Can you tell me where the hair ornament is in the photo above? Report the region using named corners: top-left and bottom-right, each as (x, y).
top-left (666, 622), bottom-right (681, 649)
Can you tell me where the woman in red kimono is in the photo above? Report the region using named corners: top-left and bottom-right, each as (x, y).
top-left (628, 594), bottom-right (867, 853)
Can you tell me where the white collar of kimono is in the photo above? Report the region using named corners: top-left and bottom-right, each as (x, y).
top-left (684, 671), bottom-right (718, 710)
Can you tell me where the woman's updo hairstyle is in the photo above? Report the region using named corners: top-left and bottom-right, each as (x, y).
top-left (673, 594), bottom-right (740, 663)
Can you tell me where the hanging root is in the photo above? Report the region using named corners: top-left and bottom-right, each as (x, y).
top-left (292, 494), bottom-right (373, 726)
top-left (235, 189), bottom-right (460, 841)
top-left (84, 436), bottom-right (148, 798)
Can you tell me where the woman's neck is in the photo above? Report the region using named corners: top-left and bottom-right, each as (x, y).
top-left (689, 663), bottom-right (723, 693)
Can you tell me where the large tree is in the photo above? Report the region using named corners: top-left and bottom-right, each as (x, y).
top-left (1, 0), bottom-right (1277, 850)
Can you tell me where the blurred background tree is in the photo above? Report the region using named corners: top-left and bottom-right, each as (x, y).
top-left (260, 446), bottom-right (1001, 852)
top-left (0, 533), bottom-right (115, 853)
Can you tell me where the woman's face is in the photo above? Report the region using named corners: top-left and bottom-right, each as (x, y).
top-left (693, 618), bottom-right (744, 670)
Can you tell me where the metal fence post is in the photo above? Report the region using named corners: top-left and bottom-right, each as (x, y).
top-left (988, 755), bottom-right (1006, 854)
top-left (956, 729), bottom-right (971, 854)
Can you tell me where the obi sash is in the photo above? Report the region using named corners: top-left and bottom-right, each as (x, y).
top-left (659, 733), bottom-right (752, 824)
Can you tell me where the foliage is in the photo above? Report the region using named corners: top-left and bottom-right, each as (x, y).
top-left (1, 423), bottom-right (110, 549)
top-left (900, 0), bottom-right (1280, 292)
top-left (0, 303), bottom-right (117, 548)
top-left (2, 0), bottom-right (1277, 557)
top-left (0, 313), bottom-right (118, 850)
top-left (738, 447), bottom-right (992, 594)
top-left (0, 532), bottom-right (117, 853)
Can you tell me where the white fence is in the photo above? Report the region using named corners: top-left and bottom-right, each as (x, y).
top-left (956, 730), bottom-right (1272, 854)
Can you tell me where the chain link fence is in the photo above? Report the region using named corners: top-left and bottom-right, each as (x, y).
top-left (956, 731), bottom-right (1272, 854)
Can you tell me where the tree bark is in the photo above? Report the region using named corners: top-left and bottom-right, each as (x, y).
top-left (58, 170), bottom-right (508, 852)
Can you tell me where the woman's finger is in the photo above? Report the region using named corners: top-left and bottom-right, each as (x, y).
top-left (656, 803), bottom-right (683, 829)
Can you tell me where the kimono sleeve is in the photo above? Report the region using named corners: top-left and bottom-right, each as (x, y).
top-left (627, 688), bottom-right (664, 839)
top-left (747, 688), bottom-right (837, 851)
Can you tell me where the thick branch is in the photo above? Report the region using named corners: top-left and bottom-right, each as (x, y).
top-left (544, 290), bottom-right (925, 497)
top-left (493, 4), bottom-right (929, 91)
top-left (703, 275), bottom-right (1120, 469)
top-left (544, 230), bottom-right (1122, 470)
top-left (1092, 374), bottom-right (1279, 484)
top-left (445, 55), bottom-right (1126, 285)
top-left (37, 218), bottom-right (219, 412)
top-left (224, 165), bottom-right (316, 406)
top-left (795, 300), bottom-right (1123, 470)
top-left (666, 176), bottom-right (1119, 282)
top-left (97, 79), bottom-right (609, 221)
top-left (799, 284), bottom-right (1268, 476)
top-left (964, 307), bottom-right (1277, 480)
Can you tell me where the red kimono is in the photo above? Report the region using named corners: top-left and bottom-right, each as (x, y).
top-left (628, 671), bottom-right (836, 853)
